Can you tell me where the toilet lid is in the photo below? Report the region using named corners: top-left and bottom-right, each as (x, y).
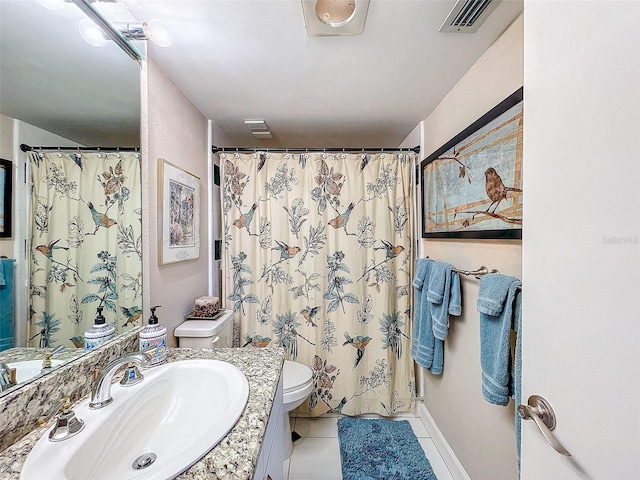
top-left (283, 360), bottom-right (313, 393)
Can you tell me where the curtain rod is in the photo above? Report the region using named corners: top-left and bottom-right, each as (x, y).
top-left (20, 144), bottom-right (140, 153)
top-left (212, 145), bottom-right (420, 154)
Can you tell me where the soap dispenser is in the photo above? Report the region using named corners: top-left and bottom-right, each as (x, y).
top-left (84, 306), bottom-right (115, 351)
top-left (139, 305), bottom-right (167, 365)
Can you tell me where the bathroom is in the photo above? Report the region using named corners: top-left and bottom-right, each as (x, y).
top-left (0, 1), bottom-right (638, 479)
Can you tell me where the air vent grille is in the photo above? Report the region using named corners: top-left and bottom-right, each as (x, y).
top-left (439, 0), bottom-right (500, 33)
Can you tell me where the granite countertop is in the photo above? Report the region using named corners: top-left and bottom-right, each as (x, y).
top-left (0, 347), bottom-right (86, 364)
top-left (0, 347), bottom-right (284, 480)
top-left (0, 347), bottom-right (87, 395)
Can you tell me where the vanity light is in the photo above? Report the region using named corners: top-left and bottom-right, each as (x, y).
top-left (38, 0), bottom-right (170, 61)
top-left (35, 0), bottom-right (67, 10)
top-left (79, 19), bottom-right (171, 48)
top-left (78, 18), bottom-right (109, 46)
top-left (37, 0), bottom-right (143, 11)
top-left (146, 18), bottom-right (172, 47)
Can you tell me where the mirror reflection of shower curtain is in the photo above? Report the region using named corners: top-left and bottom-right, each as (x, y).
top-left (223, 151), bottom-right (415, 416)
top-left (27, 151), bottom-right (142, 348)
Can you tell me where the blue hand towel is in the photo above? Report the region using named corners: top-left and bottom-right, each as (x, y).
top-left (429, 264), bottom-right (462, 375)
top-left (411, 258), bottom-right (434, 369)
top-left (428, 262), bottom-right (461, 341)
top-left (0, 259), bottom-right (15, 351)
top-left (478, 273), bottom-right (521, 405)
top-left (513, 290), bottom-right (523, 469)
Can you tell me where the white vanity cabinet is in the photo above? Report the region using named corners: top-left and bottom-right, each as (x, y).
top-left (254, 373), bottom-right (284, 480)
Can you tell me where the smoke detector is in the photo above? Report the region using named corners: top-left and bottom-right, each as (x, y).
top-left (301, 0), bottom-right (370, 37)
top-left (439, 0), bottom-right (500, 33)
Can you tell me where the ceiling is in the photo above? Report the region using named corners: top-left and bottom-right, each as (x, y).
top-left (1, 0), bottom-right (523, 149)
top-left (0, 1), bottom-right (141, 146)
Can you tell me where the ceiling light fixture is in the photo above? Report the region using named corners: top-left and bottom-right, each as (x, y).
top-left (37, 0), bottom-right (143, 11)
top-left (39, 0), bottom-right (171, 60)
top-left (315, 0), bottom-right (356, 27)
top-left (301, 0), bottom-right (369, 37)
top-left (79, 19), bottom-right (153, 46)
top-left (71, 0), bottom-right (144, 61)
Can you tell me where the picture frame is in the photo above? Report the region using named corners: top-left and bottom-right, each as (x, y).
top-left (421, 87), bottom-right (523, 239)
top-left (158, 159), bottom-right (200, 264)
top-left (0, 158), bottom-right (12, 238)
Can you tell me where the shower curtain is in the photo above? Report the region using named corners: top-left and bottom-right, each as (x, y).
top-left (27, 151), bottom-right (142, 348)
top-left (223, 151), bottom-right (415, 416)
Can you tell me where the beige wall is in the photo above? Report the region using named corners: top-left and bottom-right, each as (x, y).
top-left (0, 115), bottom-right (15, 258)
top-left (141, 58), bottom-right (210, 347)
top-left (419, 15), bottom-right (523, 480)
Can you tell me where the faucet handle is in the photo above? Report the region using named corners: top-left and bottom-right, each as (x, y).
top-left (120, 362), bottom-right (144, 387)
top-left (41, 345), bottom-right (65, 370)
top-left (119, 347), bottom-right (155, 386)
top-left (37, 398), bottom-right (66, 427)
top-left (46, 397), bottom-right (85, 442)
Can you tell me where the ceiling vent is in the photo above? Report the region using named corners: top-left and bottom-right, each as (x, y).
top-left (439, 0), bottom-right (500, 33)
top-left (244, 120), bottom-right (273, 139)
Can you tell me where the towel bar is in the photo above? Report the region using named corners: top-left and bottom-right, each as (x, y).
top-left (452, 265), bottom-right (499, 279)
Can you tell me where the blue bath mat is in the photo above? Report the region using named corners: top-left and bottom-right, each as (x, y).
top-left (337, 417), bottom-right (437, 480)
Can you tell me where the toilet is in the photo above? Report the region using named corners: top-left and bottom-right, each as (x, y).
top-left (174, 310), bottom-right (235, 349)
top-left (282, 360), bottom-right (313, 459)
top-left (174, 312), bottom-right (313, 459)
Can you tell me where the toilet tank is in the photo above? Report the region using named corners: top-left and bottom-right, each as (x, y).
top-left (174, 310), bottom-right (234, 349)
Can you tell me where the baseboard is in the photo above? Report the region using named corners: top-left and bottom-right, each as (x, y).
top-left (417, 402), bottom-right (471, 480)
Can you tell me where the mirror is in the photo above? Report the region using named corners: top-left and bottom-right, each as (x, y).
top-left (0, 0), bottom-right (141, 396)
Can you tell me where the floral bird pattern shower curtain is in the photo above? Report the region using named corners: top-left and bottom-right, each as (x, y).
top-left (223, 151), bottom-right (415, 416)
top-left (28, 151), bottom-right (142, 348)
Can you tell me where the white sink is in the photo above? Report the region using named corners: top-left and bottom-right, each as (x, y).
top-left (8, 359), bottom-right (65, 384)
top-left (21, 359), bottom-right (249, 480)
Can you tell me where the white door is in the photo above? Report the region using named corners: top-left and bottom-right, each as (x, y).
top-left (522, 2), bottom-right (640, 479)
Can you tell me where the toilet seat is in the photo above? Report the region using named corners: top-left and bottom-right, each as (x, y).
top-left (283, 361), bottom-right (313, 403)
top-left (282, 360), bottom-right (313, 460)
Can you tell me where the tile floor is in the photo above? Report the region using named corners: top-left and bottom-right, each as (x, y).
top-left (284, 415), bottom-right (454, 480)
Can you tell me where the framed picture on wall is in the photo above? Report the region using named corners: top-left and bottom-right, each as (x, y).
top-left (158, 158), bottom-right (200, 264)
top-left (421, 87), bottom-right (523, 239)
top-left (0, 158), bottom-right (12, 238)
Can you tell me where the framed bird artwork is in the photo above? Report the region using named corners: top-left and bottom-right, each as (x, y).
top-left (158, 159), bottom-right (201, 264)
top-left (0, 158), bottom-right (12, 238)
top-left (421, 87), bottom-right (523, 239)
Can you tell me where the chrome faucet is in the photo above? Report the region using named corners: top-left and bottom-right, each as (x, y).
top-left (89, 349), bottom-right (154, 409)
top-left (0, 361), bottom-right (17, 392)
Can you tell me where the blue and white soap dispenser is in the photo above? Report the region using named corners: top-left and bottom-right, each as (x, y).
top-left (84, 306), bottom-right (115, 351)
top-left (139, 305), bottom-right (167, 365)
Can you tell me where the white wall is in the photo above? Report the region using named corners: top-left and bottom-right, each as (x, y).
top-left (208, 122), bottom-right (232, 301)
top-left (141, 58), bottom-right (210, 347)
top-left (418, 14), bottom-right (523, 480)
